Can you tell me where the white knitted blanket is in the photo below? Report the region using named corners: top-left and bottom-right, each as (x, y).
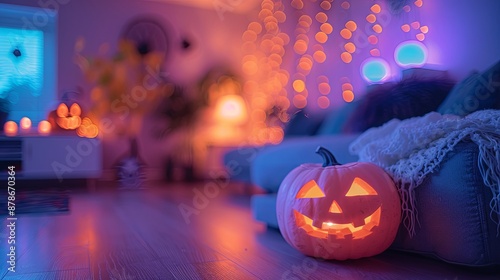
top-left (349, 110), bottom-right (500, 236)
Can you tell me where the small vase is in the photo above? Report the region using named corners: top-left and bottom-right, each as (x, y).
top-left (116, 137), bottom-right (145, 189)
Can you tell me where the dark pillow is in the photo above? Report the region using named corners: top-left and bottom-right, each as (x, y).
top-left (342, 76), bottom-right (455, 133)
top-left (438, 60), bottom-right (500, 116)
top-left (316, 101), bottom-right (360, 135)
top-left (283, 110), bottom-right (323, 138)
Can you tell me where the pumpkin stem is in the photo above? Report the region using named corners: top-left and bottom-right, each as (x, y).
top-left (316, 146), bottom-right (341, 167)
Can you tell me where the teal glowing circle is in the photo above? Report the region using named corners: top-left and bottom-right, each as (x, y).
top-left (394, 41), bottom-right (428, 67)
top-left (361, 58), bottom-right (390, 83)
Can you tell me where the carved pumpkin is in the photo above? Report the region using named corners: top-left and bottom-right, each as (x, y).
top-left (276, 146), bottom-right (401, 260)
top-left (56, 103), bottom-right (82, 130)
top-left (77, 117), bottom-right (99, 138)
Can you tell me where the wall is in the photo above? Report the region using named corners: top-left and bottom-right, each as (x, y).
top-left (1, 0), bottom-right (253, 174)
top-left (281, 0), bottom-right (500, 113)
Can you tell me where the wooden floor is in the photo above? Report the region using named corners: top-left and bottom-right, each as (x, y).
top-left (1, 181), bottom-right (499, 280)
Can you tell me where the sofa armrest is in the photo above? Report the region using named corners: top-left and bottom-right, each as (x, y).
top-left (391, 141), bottom-right (500, 267)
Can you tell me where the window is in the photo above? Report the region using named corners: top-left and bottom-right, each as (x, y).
top-left (0, 3), bottom-right (57, 126)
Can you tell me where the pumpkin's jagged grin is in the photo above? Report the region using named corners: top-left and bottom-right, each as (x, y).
top-left (293, 207), bottom-right (382, 239)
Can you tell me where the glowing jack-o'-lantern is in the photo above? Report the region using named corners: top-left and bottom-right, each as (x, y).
top-left (56, 103), bottom-right (82, 130)
top-left (276, 146), bottom-right (401, 260)
top-left (77, 117), bottom-right (99, 138)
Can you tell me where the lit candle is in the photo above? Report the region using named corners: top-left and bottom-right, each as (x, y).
top-left (20, 117), bottom-right (32, 132)
top-left (4, 121), bottom-right (18, 137)
top-left (38, 120), bottom-right (52, 136)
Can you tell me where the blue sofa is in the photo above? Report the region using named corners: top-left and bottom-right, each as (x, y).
top-left (249, 139), bottom-right (500, 267)
top-left (224, 64), bottom-right (500, 267)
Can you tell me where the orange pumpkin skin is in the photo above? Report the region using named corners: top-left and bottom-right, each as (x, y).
top-left (276, 147), bottom-right (401, 260)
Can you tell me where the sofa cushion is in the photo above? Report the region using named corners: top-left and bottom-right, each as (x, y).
top-left (252, 141), bottom-right (500, 267)
top-left (438, 60), bottom-right (500, 116)
top-left (343, 76), bottom-right (454, 133)
top-left (283, 110), bottom-right (324, 138)
top-left (316, 101), bottom-right (360, 135)
top-left (223, 145), bottom-right (263, 183)
top-left (251, 134), bottom-right (360, 193)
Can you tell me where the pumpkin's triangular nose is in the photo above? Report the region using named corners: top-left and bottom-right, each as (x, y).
top-left (329, 200), bottom-right (342, 213)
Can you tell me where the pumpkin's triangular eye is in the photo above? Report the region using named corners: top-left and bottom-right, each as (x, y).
top-left (346, 177), bottom-right (377, 196)
top-left (296, 180), bottom-right (326, 198)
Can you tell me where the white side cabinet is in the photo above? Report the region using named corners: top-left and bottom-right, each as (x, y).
top-left (1, 136), bottom-right (102, 180)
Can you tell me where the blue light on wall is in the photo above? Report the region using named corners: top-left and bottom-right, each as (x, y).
top-left (394, 40), bottom-right (428, 68)
top-left (361, 58), bottom-right (390, 83)
top-left (1, 3), bottom-right (57, 126)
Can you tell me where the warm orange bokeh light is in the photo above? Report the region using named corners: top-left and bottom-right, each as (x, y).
top-left (345, 21), bottom-right (357, 32)
top-left (341, 52), bottom-right (352, 63)
top-left (371, 4), bottom-right (381, 13)
top-left (411, 21), bottom-right (421, 29)
top-left (372, 24), bottom-right (383, 33)
top-left (299, 15), bottom-right (312, 26)
top-left (368, 35), bottom-right (378, 45)
top-left (370, 48), bottom-right (381, 56)
top-left (297, 62), bottom-right (312, 72)
top-left (401, 24), bottom-right (411, 32)
top-left (317, 75), bottom-right (329, 83)
top-left (342, 83), bottom-right (353, 91)
top-left (420, 26), bottom-right (429, 34)
top-left (320, 23), bottom-right (333, 34)
top-left (366, 14), bottom-right (376, 23)
top-left (265, 22), bottom-right (279, 34)
top-left (343, 90), bottom-right (355, 102)
top-left (315, 12), bottom-right (328, 23)
top-left (340, 29), bottom-right (352, 39)
top-left (258, 9), bottom-right (273, 21)
top-left (313, 51), bottom-right (327, 63)
top-left (293, 95), bottom-right (307, 109)
top-left (38, 120), bottom-right (51, 135)
top-left (344, 42), bottom-right (356, 53)
top-left (320, 1), bottom-right (332, 10)
top-left (248, 22), bottom-right (262, 34)
top-left (341, 1), bottom-right (350, 9)
top-left (214, 95), bottom-right (248, 125)
top-left (251, 109), bottom-right (267, 122)
top-left (77, 117), bottom-right (99, 138)
top-left (278, 32), bottom-right (291, 45)
top-left (317, 96), bottom-right (330, 109)
top-left (315, 32), bottom-right (328, 44)
top-left (4, 121), bottom-right (18, 136)
top-left (296, 34), bottom-right (309, 44)
top-left (293, 80), bottom-right (306, 92)
top-left (294, 40), bottom-right (308, 54)
top-left (403, 5), bottom-right (411, 12)
top-left (242, 30), bottom-right (257, 42)
top-left (242, 61), bottom-right (258, 75)
top-left (415, 0), bottom-right (423, 8)
top-left (274, 11), bottom-right (286, 23)
top-left (318, 82), bottom-right (331, 95)
top-left (416, 33), bottom-right (425, 41)
top-left (300, 55), bottom-right (313, 66)
top-left (20, 117), bottom-right (32, 130)
top-left (291, 0), bottom-right (304, 10)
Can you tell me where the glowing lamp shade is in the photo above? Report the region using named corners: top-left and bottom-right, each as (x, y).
top-left (394, 41), bottom-right (428, 68)
top-left (20, 117), bottom-right (32, 131)
top-left (361, 58), bottom-right (390, 83)
top-left (38, 120), bottom-right (52, 135)
top-left (4, 121), bottom-right (18, 136)
top-left (214, 95), bottom-right (248, 125)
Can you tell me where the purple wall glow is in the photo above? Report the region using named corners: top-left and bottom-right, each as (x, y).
top-left (282, 0), bottom-right (500, 112)
top-left (2, 0), bottom-right (252, 172)
top-left (3, 0), bottom-right (500, 173)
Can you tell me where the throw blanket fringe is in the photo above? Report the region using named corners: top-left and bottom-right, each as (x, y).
top-left (349, 110), bottom-right (500, 237)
